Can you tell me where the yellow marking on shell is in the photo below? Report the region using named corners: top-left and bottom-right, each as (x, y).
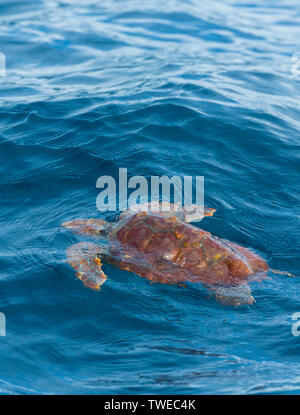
top-left (183, 241), bottom-right (189, 248)
top-left (137, 211), bottom-right (147, 216)
top-left (213, 253), bottom-right (222, 260)
top-left (166, 216), bottom-right (177, 223)
top-left (192, 241), bottom-right (200, 248)
top-left (124, 254), bottom-right (131, 258)
top-left (174, 230), bottom-right (185, 240)
top-left (94, 258), bottom-right (102, 266)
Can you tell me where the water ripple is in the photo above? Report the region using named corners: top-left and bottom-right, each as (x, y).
top-left (0, 0), bottom-right (299, 395)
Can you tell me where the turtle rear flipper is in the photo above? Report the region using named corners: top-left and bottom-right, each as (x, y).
top-left (208, 283), bottom-right (255, 306)
top-left (65, 242), bottom-right (107, 291)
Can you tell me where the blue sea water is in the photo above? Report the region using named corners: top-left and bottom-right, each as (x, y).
top-left (0, 0), bottom-right (299, 395)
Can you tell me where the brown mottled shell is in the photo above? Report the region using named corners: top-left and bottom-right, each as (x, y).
top-left (112, 213), bottom-right (268, 286)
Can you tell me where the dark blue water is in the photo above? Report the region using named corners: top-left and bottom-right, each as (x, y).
top-left (0, 0), bottom-right (299, 395)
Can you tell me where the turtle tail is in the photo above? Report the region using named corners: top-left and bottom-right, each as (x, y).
top-left (269, 268), bottom-right (297, 278)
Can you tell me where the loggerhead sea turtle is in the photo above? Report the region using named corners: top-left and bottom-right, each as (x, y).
top-left (62, 202), bottom-right (289, 306)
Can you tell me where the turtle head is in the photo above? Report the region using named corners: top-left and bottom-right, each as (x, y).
top-left (183, 205), bottom-right (216, 223)
top-left (62, 218), bottom-right (109, 237)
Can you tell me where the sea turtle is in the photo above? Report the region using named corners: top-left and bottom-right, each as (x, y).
top-left (62, 202), bottom-right (275, 306)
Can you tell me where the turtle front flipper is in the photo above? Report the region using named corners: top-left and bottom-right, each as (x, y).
top-left (65, 242), bottom-right (107, 291)
top-left (208, 283), bottom-right (255, 306)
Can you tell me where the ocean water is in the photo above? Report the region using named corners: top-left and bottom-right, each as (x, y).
top-left (0, 0), bottom-right (299, 395)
